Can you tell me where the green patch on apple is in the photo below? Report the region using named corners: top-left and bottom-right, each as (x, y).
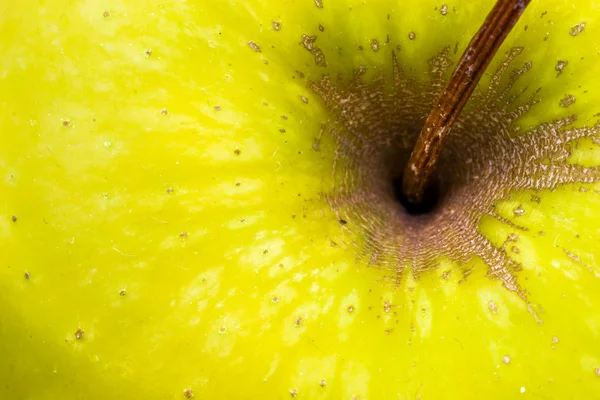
top-left (1, 0), bottom-right (600, 398)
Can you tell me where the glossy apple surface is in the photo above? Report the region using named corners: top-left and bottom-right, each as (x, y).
top-left (1, 0), bottom-right (599, 398)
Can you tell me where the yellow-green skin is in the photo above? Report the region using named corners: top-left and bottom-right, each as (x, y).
top-left (1, 0), bottom-right (600, 398)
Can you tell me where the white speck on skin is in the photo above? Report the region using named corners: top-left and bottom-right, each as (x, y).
top-left (513, 205), bottom-right (525, 216)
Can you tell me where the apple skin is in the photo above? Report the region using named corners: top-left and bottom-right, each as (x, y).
top-left (1, 0), bottom-right (600, 399)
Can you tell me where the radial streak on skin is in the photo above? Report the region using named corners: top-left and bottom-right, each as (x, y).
top-left (309, 47), bottom-right (600, 302)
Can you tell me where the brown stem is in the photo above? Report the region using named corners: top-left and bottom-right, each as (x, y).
top-left (402, 0), bottom-right (531, 204)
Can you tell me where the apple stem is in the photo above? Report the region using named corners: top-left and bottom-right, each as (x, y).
top-left (402, 0), bottom-right (531, 204)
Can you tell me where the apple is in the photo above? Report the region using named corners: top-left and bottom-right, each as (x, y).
top-left (1, 0), bottom-right (600, 399)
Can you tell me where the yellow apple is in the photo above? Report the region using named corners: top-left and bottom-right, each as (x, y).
top-left (1, 0), bottom-right (599, 399)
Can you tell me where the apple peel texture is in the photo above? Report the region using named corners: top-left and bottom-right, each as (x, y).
top-left (309, 45), bottom-right (600, 309)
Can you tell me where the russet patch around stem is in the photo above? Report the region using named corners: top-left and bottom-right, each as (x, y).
top-left (308, 42), bottom-right (600, 310)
